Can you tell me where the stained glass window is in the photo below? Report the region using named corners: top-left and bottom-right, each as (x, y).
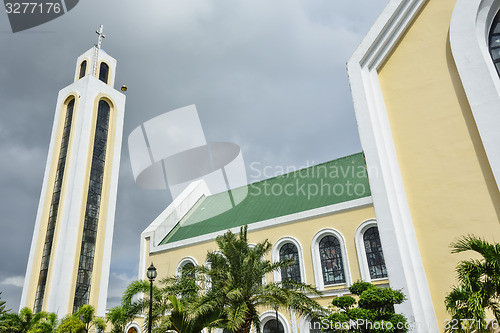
top-left (279, 243), bottom-right (301, 283)
top-left (181, 262), bottom-right (195, 279)
top-left (319, 235), bottom-right (345, 285)
top-left (489, 10), bottom-right (500, 75)
top-left (34, 98), bottom-right (74, 313)
top-left (263, 319), bottom-right (284, 333)
top-left (73, 100), bottom-right (110, 312)
top-left (363, 227), bottom-right (387, 279)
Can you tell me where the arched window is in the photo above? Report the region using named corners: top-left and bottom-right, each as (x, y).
top-left (279, 243), bottom-right (301, 283)
top-left (34, 98), bottom-right (75, 313)
top-left (363, 227), bottom-right (387, 279)
top-left (181, 262), bottom-right (195, 279)
top-left (73, 100), bottom-right (110, 313)
top-left (125, 322), bottom-right (142, 333)
top-left (99, 62), bottom-right (109, 84)
top-left (79, 60), bottom-right (87, 79)
top-left (489, 10), bottom-right (500, 76)
top-left (319, 235), bottom-right (345, 285)
top-left (263, 319), bottom-right (284, 333)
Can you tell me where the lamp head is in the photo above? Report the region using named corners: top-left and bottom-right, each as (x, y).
top-left (147, 263), bottom-right (157, 281)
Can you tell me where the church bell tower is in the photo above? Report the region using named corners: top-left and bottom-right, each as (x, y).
top-left (20, 26), bottom-right (126, 317)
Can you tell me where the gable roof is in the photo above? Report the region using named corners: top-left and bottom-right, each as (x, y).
top-left (159, 152), bottom-right (370, 244)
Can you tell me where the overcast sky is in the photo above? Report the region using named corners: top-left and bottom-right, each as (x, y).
top-left (0, 0), bottom-right (389, 312)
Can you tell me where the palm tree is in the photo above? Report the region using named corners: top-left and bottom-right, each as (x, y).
top-left (106, 304), bottom-right (136, 333)
top-left (56, 315), bottom-right (85, 333)
top-left (154, 295), bottom-right (224, 333)
top-left (445, 235), bottom-right (500, 332)
top-left (122, 226), bottom-right (323, 333)
top-left (77, 305), bottom-right (106, 333)
top-left (29, 312), bottom-right (58, 333)
top-left (0, 291), bottom-right (8, 316)
top-left (193, 226), bottom-right (323, 333)
top-left (0, 307), bottom-right (54, 333)
top-left (57, 305), bottom-right (105, 333)
top-left (122, 279), bottom-right (176, 332)
top-left (122, 269), bottom-right (215, 333)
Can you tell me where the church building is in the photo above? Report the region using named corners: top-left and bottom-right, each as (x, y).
top-left (134, 0), bottom-right (500, 332)
top-left (20, 27), bottom-right (126, 318)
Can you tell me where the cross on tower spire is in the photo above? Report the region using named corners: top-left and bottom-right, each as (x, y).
top-left (96, 24), bottom-right (105, 49)
top-left (92, 25), bottom-right (105, 77)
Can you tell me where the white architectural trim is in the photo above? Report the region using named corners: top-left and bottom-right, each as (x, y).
top-left (299, 316), bottom-right (314, 333)
top-left (97, 92), bottom-right (126, 317)
top-left (309, 288), bottom-right (350, 298)
top-left (149, 196), bottom-right (372, 254)
top-left (125, 321), bottom-right (142, 333)
top-left (354, 219), bottom-right (388, 283)
top-left (20, 89), bottom-right (71, 311)
top-left (175, 256), bottom-right (198, 276)
top-left (139, 180), bottom-right (211, 280)
top-left (310, 228), bottom-right (352, 291)
top-left (450, 0), bottom-right (500, 191)
top-left (259, 310), bottom-right (291, 333)
top-left (203, 258), bottom-right (212, 291)
top-left (347, 0), bottom-right (437, 331)
top-left (272, 237), bottom-right (307, 284)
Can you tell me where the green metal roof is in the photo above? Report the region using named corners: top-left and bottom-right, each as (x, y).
top-left (159, 152), bottom-right (370, 244)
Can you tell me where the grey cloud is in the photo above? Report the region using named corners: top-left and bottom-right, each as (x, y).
top-left (0, 0), bottom-right (389, 312)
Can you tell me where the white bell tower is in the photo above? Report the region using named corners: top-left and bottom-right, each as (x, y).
top-left (20, 26), bottom-right (126, 318)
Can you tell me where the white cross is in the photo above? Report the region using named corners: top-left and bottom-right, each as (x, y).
top-left (92, 25), bottom-right (105, 77)
top-left (96, 25), bottom-right (105, 49)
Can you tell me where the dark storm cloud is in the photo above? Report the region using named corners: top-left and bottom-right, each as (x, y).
top-left (0, 0), bottom-right (389, 310)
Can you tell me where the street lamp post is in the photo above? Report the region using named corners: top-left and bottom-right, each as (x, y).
top-left (147, 263), bottom-right (157, 333)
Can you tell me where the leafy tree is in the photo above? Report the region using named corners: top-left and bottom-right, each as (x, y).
top-left (0, 307), bottom-right (57, 333)
top-left (106, 304), bottom-right (136, 333)
top-left (121, 279), bottom-right (182, 333)
top-left (445, 235), bottom-right (500, 332)
top-left (0, 312), bottom-right (23, 333)
top-left (191, 226), bottom-right (324, 333)
top-left (155, 294), bottom-right (224, 333)
top-left (56, 315), bottom-right (85, 333)
top-left (76, 305), bottom-right (105, 333)
top-left (320, 281), bottom-right (408, 332)
top-left (122, 226), bottom-right (324, 333)
top-left (29, 312), bottom-right (58, 333)
top-left (57, 305), bottom-right (104, 333)
top-left (0, 291), bottom-right (9, 316)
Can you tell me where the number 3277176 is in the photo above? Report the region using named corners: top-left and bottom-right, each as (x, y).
top-left (5, 3), bottom-right (61, 14)
top-left (444, 319), bottom-right (498, 330)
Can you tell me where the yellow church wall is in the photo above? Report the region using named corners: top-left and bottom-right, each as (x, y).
top-left (146, 203), bottom-right (380, 325)
top-left (377, 0), bottom-right (500, 329)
